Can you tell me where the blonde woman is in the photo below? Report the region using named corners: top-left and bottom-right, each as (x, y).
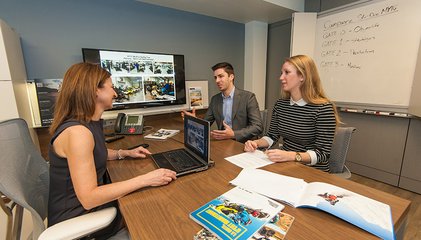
top-left (244, 55), bottom-right (340, 172)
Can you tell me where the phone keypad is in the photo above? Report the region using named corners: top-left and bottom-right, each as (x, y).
top-left (124, 126), bottom-right (142, 134)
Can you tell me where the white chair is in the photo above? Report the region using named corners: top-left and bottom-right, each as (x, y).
top-left (329, 127), bottom-right (356, 179)
top-left (0, 118), bottom-right (116, 240)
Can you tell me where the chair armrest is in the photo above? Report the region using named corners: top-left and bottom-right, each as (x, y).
top-left (38, 207), bottom-right (117, 240)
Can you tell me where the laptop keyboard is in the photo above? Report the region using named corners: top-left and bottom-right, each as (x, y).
top-left (164, 151), bottom-right (200, 171)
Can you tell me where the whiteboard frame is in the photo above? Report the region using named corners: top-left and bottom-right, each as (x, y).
top-left (291, 0), bottom-right (421, 111)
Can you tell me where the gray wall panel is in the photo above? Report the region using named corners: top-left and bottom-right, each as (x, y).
top-left (347, 162), bottom-right (399, 186)
top-left (0, 0), bottom-right (245, 98)
top-left (399, 177), bottom-right (421, 194)
top-left (400, 119), bottom-right (421, 182)
top-left (340, 112), bottom-right (408, 175)
top-left (265, 20), bottom-right (291, 112)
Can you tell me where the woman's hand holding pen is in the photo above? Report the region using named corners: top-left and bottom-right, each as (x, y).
top-left (244, 139), bottom-right (293, 162)
top-left (244, 140), bottom-right (259, 152)
top-left (265, 149), bottom-right (295, 163)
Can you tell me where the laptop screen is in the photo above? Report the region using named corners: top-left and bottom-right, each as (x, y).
top-left (184, 115), bottom-right (210, 162)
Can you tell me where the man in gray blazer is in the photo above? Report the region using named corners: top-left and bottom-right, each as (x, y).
top-left (183, 62), bottom-right (262, 143)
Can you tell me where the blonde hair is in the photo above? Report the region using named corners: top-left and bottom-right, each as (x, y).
top-left (50, 63), bottom-right (111, 134)
top-left (281, 55), bottom-right (340, 125)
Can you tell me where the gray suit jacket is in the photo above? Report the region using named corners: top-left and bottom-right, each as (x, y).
top-left (204, 88), bottom-right (263, 143)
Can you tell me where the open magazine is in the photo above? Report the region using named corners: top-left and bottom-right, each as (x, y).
top-left (230, 169), bottom-right (395, 240)
top-left (190, 186), bottom-right (284, 240)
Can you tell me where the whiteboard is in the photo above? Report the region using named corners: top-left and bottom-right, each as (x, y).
top-left (296, 0), bottom-right (421, 108)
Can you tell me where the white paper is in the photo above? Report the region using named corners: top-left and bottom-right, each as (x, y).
top-left (224, 150), bottom-right (274, 169)
top-left (230, 168), bottom-right (307, 206)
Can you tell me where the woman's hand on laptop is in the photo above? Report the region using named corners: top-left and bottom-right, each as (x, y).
top-left (127, 146), bottom-right (152, 159)
top-left (140, 168), bottom-right (177, 187)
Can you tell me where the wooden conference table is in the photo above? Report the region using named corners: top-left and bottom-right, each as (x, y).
top-left (106, 113), bottom-right (410, 240)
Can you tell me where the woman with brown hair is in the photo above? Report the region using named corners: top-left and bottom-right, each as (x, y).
top-left (48, 62), bottom-right (176, 239)
top-left (244, 55), bottom-right (339, 172)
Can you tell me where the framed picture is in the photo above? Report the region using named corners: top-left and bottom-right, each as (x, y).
top-left (186, 80), bottom-right (209, 109)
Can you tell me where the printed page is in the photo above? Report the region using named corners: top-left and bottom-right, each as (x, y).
top-left (298, 182), bottom-right (394, 240)
top-left (225, 150), bottom-right (274, 169)
top-left (251, 212), bottom-right (295, 240)
top-left (230, 169), bottom-right (307, 206)
top-left (189, 86), bottom-right (204, 109)
top-left (144, 128), bottom-right (179, 140)
top-left (193, 228), bottom-right (219, 240)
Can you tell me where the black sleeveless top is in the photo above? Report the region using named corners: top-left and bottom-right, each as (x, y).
top-left (48, 120), bottom-right (123, 239)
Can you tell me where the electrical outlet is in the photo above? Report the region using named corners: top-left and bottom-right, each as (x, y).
top-left (103, 119), bottom-right (116, 128)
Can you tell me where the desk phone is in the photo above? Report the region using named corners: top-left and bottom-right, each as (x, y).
top-left (114, 113), bottom-right (143, 135)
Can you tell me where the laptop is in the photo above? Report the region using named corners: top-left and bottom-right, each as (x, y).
top-left (151, 115), bottom-right (211, 176)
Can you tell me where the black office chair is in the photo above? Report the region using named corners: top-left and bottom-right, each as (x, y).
top-left (329, 127), bottom-right (356, 179)
top-left (0, 118), bottom-right (117, 240)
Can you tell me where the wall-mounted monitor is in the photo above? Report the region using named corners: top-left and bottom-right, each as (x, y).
top-left (82, 48), bottom-right (186, 110)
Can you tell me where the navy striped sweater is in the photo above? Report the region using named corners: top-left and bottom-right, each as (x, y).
top-left (266, 99), bottom-right (336, 172)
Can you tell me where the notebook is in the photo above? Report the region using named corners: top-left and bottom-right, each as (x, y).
top-left (151, 115), bottom-right (211, 176)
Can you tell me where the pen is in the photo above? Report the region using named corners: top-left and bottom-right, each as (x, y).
top-left (364, 110), bottom-right (376, 114)
top-left (127, 143), bottom-right (149, 150)
top-left (105, 135), bottom-right (124, 143)
top-left (257, 147), bottom-right (269, 152)
top-left (377, 111), bottom-right (391, 116)
top-left (392, 113), bottom-right (408, 117)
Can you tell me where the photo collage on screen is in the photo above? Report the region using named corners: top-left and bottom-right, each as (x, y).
top-left (186, 119), bottom-right (205, 155)
top-left (99, 50), bottom-right (176, 106)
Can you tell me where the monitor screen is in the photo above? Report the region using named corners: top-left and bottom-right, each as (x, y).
top-left (184, 115), bottom-right (210, 162)
top-left (82, 48), bottom-right (186, 110)
top-left (126, 115), bottom-right (139, 124)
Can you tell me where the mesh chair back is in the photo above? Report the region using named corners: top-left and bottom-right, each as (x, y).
top-left (329, 127), bottom-right (356, 174)
top-left (260, 109), bottom-right (268, 137)
top-left (0, 118), bottom-right (49, 239)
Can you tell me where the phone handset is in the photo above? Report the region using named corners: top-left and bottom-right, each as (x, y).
top-left (114, 112), bottom-right (144, 135)
top-left (115, 113), bottom-right (126, 133)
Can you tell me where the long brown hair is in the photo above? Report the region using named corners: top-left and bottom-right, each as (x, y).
top-left (49, 63), bottom-right (111, 134)
top-left (281, 55), bottom-right (340, 125)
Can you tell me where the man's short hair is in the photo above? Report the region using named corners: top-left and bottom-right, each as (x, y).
top-left (211, 62), bottom-right (234, 76)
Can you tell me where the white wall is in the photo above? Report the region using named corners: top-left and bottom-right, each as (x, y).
top-left (244, 21), bottom-right (268, 110)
